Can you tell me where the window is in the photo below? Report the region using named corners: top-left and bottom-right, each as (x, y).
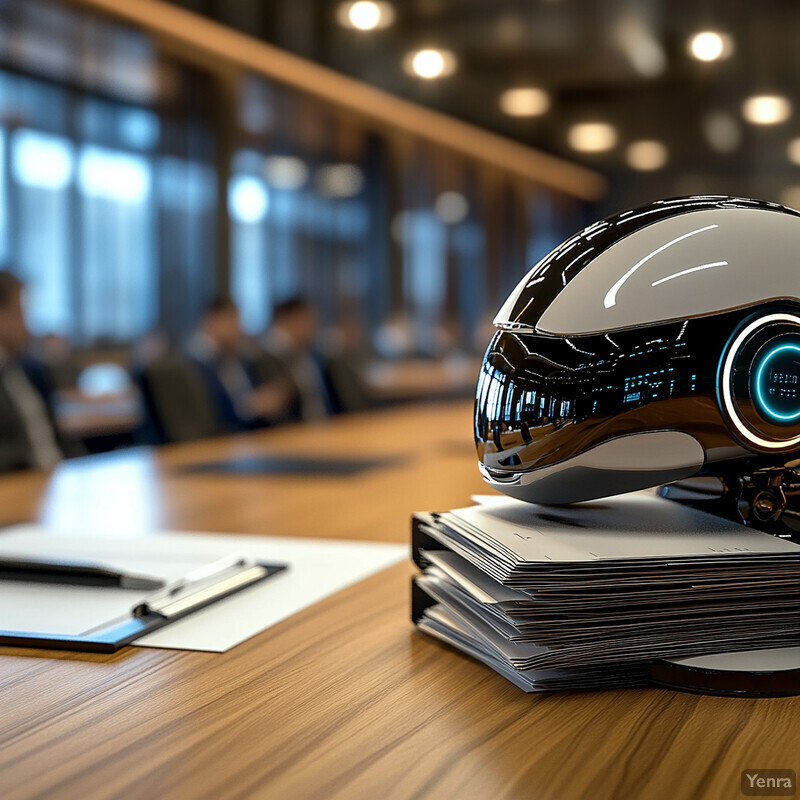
top-left (230, 153), bottom-right (272, 333)
top-left (78, 145), bottom-right (156, 340)
top-left (0, 60), bottom-right (217, 345)
top-left (0, 128), bottom-right (9, 265)
top-left (158, 156), bottom-right (217, 341)
top-left (10, 128), bottom-right (74, 336)
top-left (401, 209), bottom-right (447, 331)
top-left (230, 147), bottom-right (372, 335)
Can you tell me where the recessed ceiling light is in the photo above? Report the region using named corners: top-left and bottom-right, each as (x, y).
top-left (567, 122), bottom-right (618, 153)
top-left (688, 31), bottom-right (734, 62)
top-left (435, 191), bottom-right (469, 224)
top-left (615, 16), bottom-right (666, 78)
top-left (337, 2), bottom-right (395, 31)
top-left (626, 140), bottom-right (668, 171)
top-left (742, 94), bottom-right (792, 125)
top-left (499, 87), bottom-right (550, 118)
top-left (703, 111), bottom-right (741, 152)
top-left (404, 48), bottom-right (457, 79)
top-left (788, 138), bottom-right (800, 166)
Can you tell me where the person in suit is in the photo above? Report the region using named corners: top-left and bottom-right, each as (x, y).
top-left (187, 297), bottom-right (292, 432)
top-left (0, 271), bottom-right (64, 472)
top-left (255, 296), bottom-right (334, 422)
top-left (321, 317), bottom-right (374, 413)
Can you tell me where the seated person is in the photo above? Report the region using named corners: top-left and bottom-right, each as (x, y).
top-left (30, 333), bottom-right (80, 392)
top-left (0, 271), bottom-right (63, 472)
top-left (322, 317), bottom-right (374, 413)
top-left (255, 296), bottom-right (334, 422)
top-left (187, 298), bottom-right (291, 432)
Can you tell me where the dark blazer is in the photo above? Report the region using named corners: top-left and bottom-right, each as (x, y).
top-left (188, 354), bottom-right (258, 433)
top-left (135, 352), bottom-right (225, 444)
top-left (251, 347), bottom-right (339, 421)
top-left (249, 349), bottom-right (302, 423)
top-left (0, 359), bottom-right (63, 473)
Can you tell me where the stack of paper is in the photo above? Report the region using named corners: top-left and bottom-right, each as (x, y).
top-left (411, 492), bottom-right (800, 692)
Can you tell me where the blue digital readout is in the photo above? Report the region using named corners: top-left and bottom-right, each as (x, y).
top-left (753, 343), bottom-right (800, 422)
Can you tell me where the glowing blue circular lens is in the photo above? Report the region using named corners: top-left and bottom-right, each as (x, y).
top-left (753, 343), bottom-right (800, 423)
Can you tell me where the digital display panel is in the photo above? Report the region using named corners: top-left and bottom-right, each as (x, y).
top-left (753, 343), bottom-right (800, 424)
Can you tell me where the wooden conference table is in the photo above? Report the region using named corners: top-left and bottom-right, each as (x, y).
top-left (1, 402), bottom-right (797, 800)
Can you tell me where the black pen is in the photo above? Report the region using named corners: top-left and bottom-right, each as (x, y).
top-left (0, 557), bottom-right (165, 590)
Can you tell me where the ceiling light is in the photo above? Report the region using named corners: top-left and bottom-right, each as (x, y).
top-left (615, 15), bottom-right (666, 78)
top-left (337, 2), bottom-right (395, 31)
top-left (404, 48), bottom-right (457, 79)
top-left (494, 15), bottom-right (526, 47)
top-left (315, 163), bottom-right (364, 198)
top-left (567, 122), bottom-right (618, 153)
top-left (788, 138), bottom-right (800, 166)
top-left (742, 95), bottom-right (792, 125)
top-left (626, 140), bottom-right (668, 171)
top-left (703, 111), bottom-right (741, 153)
top-left (499, 87), bottom-right (550, 118)
top-left (435, 191), bottom-right (469, 224)
top-left (263, 156), bottom-right (308, 190)
top-left (688, 31), bottom-right (734, 62)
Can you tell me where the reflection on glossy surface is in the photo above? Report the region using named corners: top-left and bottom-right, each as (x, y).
top-left (494, 196), bottom-right (800, 337)
top-left (474, 302), bottom-right (800, 492)
top-left (602, 222), bottom-right (718, 309)
top-left (478, 195), bottom-right (800, 507)
top-left (39, 449), bottom-right (164, 536)
top-left (477, 314), bottom-right (732, 477)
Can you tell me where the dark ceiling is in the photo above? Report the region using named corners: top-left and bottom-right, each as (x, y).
top-left (168, 0), bottom-right (800, 211)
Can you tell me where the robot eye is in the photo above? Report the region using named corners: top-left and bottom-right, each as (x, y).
top-left (752, 343), bottom-right (800, 424)
top-left (720, 312), bottom-right (800, 449)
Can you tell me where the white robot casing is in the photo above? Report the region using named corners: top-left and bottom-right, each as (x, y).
top-left (475, 196), bottom-right (800, 506)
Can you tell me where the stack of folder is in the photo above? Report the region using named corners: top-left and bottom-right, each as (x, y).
top-left (411, 492), bottom-right (800, 692)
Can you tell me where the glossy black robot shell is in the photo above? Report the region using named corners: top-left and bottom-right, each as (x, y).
top-left (476, 196), bottom-right (800, 505)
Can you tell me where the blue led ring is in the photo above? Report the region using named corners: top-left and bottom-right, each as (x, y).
top-left (720, 313), bottom-right (800, 449)
top-left (753, 343), bottom-right (800, 422)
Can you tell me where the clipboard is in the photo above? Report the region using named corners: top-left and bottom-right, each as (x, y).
top-left (0, 554), bottom-right (287, 653)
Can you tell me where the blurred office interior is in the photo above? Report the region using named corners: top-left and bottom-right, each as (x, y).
top-left (0, 0), bottom-right (796, 463)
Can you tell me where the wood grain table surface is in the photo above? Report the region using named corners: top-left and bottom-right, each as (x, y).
top-left (1, 401), bottom-right (797, 800)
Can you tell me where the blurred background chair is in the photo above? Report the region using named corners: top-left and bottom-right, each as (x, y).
top-left (137, 352), bottom-right (224, 444)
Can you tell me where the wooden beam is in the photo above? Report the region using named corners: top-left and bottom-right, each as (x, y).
top-left (61, 0), bottom-right (607, 201)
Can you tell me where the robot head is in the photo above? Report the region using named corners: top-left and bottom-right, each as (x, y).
top-left (476, 196), bottom-right (800, 504)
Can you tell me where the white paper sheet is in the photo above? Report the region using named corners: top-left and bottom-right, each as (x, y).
top-left (449, 492), bottom-right (800, 562)
top-left (0, 526), bottom-right (407, 652)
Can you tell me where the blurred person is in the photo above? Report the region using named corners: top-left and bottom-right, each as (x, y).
top-left (255, 296), bottom-right (333, 421)
top-left (129, 328), bottom-right (169, 371)
top-left (188, 297), bottom-right (292, 431)
top-left (31, 333), bottom-right (80, 391)
top-left (0, 271), bottom-right (63, 472)
top-left (322, 316), bottom-right (375, 413)
top-left (373, 311), bottom-right (415, 359)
